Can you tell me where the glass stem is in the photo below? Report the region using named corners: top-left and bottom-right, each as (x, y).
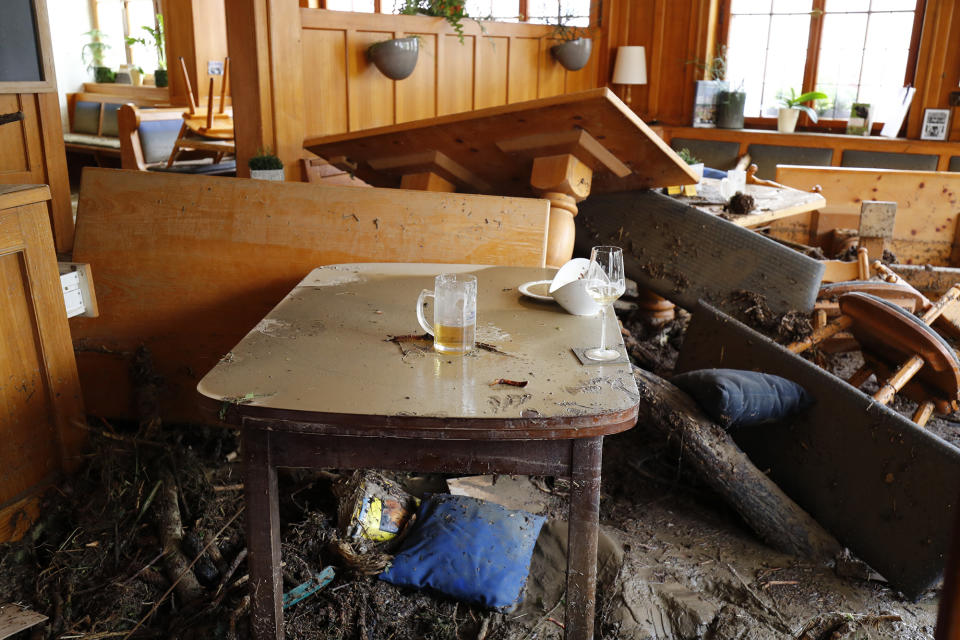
top-left (599, 305), bottom-right (607, 351)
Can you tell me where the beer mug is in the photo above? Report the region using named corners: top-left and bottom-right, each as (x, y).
top-left (416, 274), bottom-right (477, 354)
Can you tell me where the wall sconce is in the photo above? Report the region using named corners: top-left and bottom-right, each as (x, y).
top-left (612, 46), bottom-right (647, 105)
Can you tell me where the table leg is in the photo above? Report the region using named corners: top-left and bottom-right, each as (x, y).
top-left (243, 427), bottom-right (283, 640)
top-left (565, 436), bottom-right (603, 640)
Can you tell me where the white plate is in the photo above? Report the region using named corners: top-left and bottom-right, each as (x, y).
top-left (518, 280), bottom-right (554, 302)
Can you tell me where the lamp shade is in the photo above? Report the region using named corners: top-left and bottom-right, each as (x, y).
top-left (612, 46), bottom-right (647, 85)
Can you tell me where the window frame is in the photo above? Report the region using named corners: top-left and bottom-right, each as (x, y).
top-left (716, 0), bottom-right (926, 134)
top-left (90, 0), bottom-right (162, 71)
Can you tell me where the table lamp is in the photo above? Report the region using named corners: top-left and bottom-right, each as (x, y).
top-left (612, 46), bottom-right (647, 105)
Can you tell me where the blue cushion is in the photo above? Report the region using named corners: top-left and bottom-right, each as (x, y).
top-left (100, 103), bottom-right (125, 137)
top-left (671, 368), bottom-right (812, 428)
top-left (380, 494), bottom-right (545, 609)
top-left (139, 119), bottom-right (184, 165)
top-left (73, 101), bottom-right (101, 134)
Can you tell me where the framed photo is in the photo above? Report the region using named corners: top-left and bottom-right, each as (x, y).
top-left (692, 80), bottom-right (728, 128)
top-left (921, 108), bottom-right (951, 141)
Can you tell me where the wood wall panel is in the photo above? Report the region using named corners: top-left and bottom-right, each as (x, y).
top-left (508, 38), bottom-right (541, 104)
top-left (397, 33), bottom-right (437, 123)
top-left (474, 36), bottom-right (509, 109)
top-left (298, 9), bottom-right (602, 141)
top-left (0, 95), bottom-right (29, 173)
top-left (438, 34), bottom-right (475, 116)
top-left (349, 31), bottom-right (396, 130)
top-left (302, 29), bottom-right (348, 136)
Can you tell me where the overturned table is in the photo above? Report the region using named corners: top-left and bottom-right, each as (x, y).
top-left (197, 263), bottom-right (640, 640)
top-left (304, 88), bottom-right (697, 267)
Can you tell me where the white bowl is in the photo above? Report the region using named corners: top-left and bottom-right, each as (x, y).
top-left (548, 258), bottom-right (602, 316)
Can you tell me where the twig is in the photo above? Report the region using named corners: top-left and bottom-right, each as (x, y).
top-left (120, 549), bottom-right (168, 585)
top-left (489, 378), bottom-right (528, 387)
top-left (521, 591), bottom-right (566, 640)
top-left (212, 548), bottom-right (248, 606)
top-left (476, 616), bottom-right (491, 640)
top-left (725, 563), bottom-right (790, 632)
top-left (212, 484), bottom-right (244, 492)
top-left (120, 506), bottom-right (244, 640)
top-left (74, 420), bottom-right (164, 448)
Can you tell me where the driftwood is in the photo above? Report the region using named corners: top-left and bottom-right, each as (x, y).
top-left (158, 467), bottom-right (205, 603)
top-left (632, 366), bottom-right (841, 561)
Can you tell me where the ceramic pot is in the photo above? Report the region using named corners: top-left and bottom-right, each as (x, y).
top-left (368, 37), bottom-right (419, 80)
top-left (551, 38), bottom-right (592, 71)
top-left (250, 169), bottom-right (285, 181)
top-left (777, 107), bottom-right (800, 133)
top-left (716, 91), bottom-right (746, 129)
top-left (154, 68), bottom-right (168, 87)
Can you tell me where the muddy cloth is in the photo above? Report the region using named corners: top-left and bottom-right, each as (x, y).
top-left (380, 494), bottom-right (546, 609)
top-left (671, 368), bottom-right (812, 428)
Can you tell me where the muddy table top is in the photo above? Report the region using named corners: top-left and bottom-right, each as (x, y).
top-left (197, 264), bottom-right (639, 439)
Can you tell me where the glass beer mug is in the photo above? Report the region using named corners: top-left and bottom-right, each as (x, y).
top-left (416, 274), bottom-right (477, 354)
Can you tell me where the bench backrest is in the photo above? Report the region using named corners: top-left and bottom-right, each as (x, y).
top-left (776, 165), bottom-right (960, 266)
top-left (117, 104), bottom-right (188, 170)
top-left (70, 168), bottom-right (549, 423)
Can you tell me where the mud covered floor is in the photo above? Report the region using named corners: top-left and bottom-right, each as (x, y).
top-left (0, 312), bottom-right (950, 639)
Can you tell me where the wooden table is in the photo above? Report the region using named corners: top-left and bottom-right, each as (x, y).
top-left (304, 88), bottom-right (697, 267)
top-left (675, 177), bottom-right (826, 229)
top-left (197, 263), bottom-right (640, 640)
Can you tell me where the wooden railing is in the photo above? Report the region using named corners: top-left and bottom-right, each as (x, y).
top-left (299, 8), bottom-right (602, 138)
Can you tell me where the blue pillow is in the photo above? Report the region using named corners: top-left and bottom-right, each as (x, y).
top-left (380, 494), bottom-right (545, 609)
top-left (671, 368), bottom-right (812, 428)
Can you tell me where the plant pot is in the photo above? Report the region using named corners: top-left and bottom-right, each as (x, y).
top-left (367, 37), bottom-right (419, 80)
top-left (716, 91), bottom-right (746, 129)
top-left (551, 38), bottom-right (592, 71)
top-left (154, 68), bottom-right (168, 88)
top-left (250, 169), bottom-right (285, 181)
top-left (777, 107), bottom-right (800, 133)
top-left (93, 66), bottom-right (115, 83)
top-left (688, 162), bottom-right (704, 183)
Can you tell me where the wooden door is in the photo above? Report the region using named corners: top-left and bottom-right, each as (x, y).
top-left (0, 185), bottom-right (85, 542)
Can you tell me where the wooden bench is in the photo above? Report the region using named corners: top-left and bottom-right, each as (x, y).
top-left (64, 93), bottom-right (128, 164)
top-left (770, 165), bottom-right (960, 266)
top-left (69, 168), bottom-right (549, 424)
top-left (117, 104), bottom-right (235, 174)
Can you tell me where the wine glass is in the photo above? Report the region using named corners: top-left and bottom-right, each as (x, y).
top-left (583, 246), bottom-right (626, 361)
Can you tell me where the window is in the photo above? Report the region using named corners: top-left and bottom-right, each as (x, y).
top-left (722, 0), bottom-right (922, 122)
top-left (93, 0), bottom-right (162, 73)
top-left (322, 0), bottom-right (593, 26)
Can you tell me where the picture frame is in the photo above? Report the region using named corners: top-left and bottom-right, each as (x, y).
top-left (846, 103), bottom-right (873, 136)
top-left (692, 80), bottom-right (728, 128)
top-left (920, 108), bottom-right (951, 141)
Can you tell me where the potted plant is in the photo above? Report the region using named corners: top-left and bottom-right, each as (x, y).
top-left (548, 10), bottom-right (592, 71)
top-left (776, 88), bottom-right (828, 133)
top-left (249, 151), bottom-right (284, 181)
top-left (399, 0), bottom-right (468, 44)
top-left (367, 36), bottom-right (419, 80)
top-left (126, 14), bottom-right (167, 88)
top-left (82, 30), bottom-right (114, 84)
top-left (677, 148), bottom-right (704, 182)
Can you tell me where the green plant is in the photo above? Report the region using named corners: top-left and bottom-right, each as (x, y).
top-left (677, 148), bottom-right (701, 165)
top-left (548, 7), bottom-right (586, 42)
top-left (249, 150), bottom-right (283, 171)
top-left (689, 44), bottom-right (727, 82)
top-left (777, 88), bottom-right (829, 122)
top-left (82, 29), bottom-right (110, 70)
top-left (399, 0), bottom-right (468, 43)
top-left (125, 14), bottom-right (166, 70)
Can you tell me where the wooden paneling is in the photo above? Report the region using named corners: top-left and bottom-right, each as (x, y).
top-left (302, 29), bottom-right (348, 136)
top-left (438, 34), bottom-right (475, 116)
top-left (0, 185), bottom-right (85, 542)
top-left (396, 33), bottom-right (437, 123)
top-left (299, 9), bottom-right (602, 139)
top-left (508, 38), bottom-right (541, 104)
top-left (165, 0), bottom-right (229, 106)
top-left (70, 168), bottom-right (549, 424)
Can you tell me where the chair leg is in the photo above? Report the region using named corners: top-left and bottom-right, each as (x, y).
top-left (913, 401), bottom-right (935, 427)
top-left (166, 122), bottom-right (189, 168)
top-left (788, 316), bottom-right (853, 354)
top-left (847, 363), bottom-right (873, 389)
top-left (873, 355), bottom-right (924, 405)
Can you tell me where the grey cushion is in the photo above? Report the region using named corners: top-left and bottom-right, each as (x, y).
top-left (63, 132), bottom-right (121, 149)
top-left (100, 103), bottom-right (125, 137)
top-left (139, 119), bottom-right (184, 164)
top-left (841, 150), bottom-right (938, 171)
top-left (670, 138), bottom-right (741, 170)
top-left (73, 101), bottom-right (101, 134)
top-left (949, 156), bottom-right (960, 172)
top-left (746, 144), bottom-right (833, 180)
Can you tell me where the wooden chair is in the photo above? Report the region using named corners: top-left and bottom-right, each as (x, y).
top-left (166, 57), bottom-right (235, 167)
top-left (117, 104), bottom-right (235, 175)
top-left (789, 288), bottom-right (960, 427)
